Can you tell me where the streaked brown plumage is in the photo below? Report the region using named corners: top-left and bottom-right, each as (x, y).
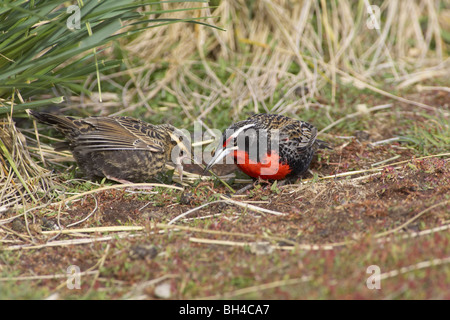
top-left (205, 113), bottom-right (330, 180)
top-left (27, 110), bottom-right (190, 183)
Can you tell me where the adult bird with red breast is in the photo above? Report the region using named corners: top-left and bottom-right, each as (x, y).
top-left (204, 113), bottom-right (330, 183)
top-left (27, 110), bottom-right (192, 184)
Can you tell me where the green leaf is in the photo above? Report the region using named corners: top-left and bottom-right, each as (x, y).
top-left (0, 96), bottom-right (64, 115)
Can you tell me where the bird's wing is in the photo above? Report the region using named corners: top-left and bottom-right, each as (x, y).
top-left (279, 121), bottom-right (317, 152)
top-left (72, 116), bottom-right (166, 153)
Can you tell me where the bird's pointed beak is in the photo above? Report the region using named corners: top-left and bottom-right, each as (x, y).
top-left (203, 146), bottom-right (237, 174)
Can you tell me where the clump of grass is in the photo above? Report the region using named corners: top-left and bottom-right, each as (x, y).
top-left (402, 113), bottom-right (450, 155)
top-left (0, 1), bottom-right (219, 111)
top-left (0, 115), bottom-right (54, 209)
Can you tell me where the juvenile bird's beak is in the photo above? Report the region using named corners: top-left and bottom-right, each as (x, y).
top-left (170, 130), bottom-right (194, 182)
top-left (175, 161), bottom-right (184, 182)
top-left (175, 152), bottom-right (202, 182)
top-left (203, 146), bottom-right (237, 174)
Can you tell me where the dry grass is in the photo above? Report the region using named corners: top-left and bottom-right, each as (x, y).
top-left (82, 0), bottom-right (449, 121)
top-left (0, 115), bottom-right (55, 210)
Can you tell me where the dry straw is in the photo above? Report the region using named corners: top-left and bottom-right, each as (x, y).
top-left (112, 0), bottom-right (448, 120)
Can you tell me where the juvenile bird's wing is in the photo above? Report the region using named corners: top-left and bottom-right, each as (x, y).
top-left (72, 116), bottom-right (166, 154)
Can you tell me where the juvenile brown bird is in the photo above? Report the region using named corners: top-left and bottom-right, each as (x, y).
top-left (204, 113), bottom-right (330, 181)
top-left (27, 110), bottom-right (191, 184)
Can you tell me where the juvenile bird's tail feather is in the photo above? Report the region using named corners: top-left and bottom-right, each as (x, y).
top-left (27, 110), bottom-right (77, 151)
top-left (27, 109), bottom-right (76, 129)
